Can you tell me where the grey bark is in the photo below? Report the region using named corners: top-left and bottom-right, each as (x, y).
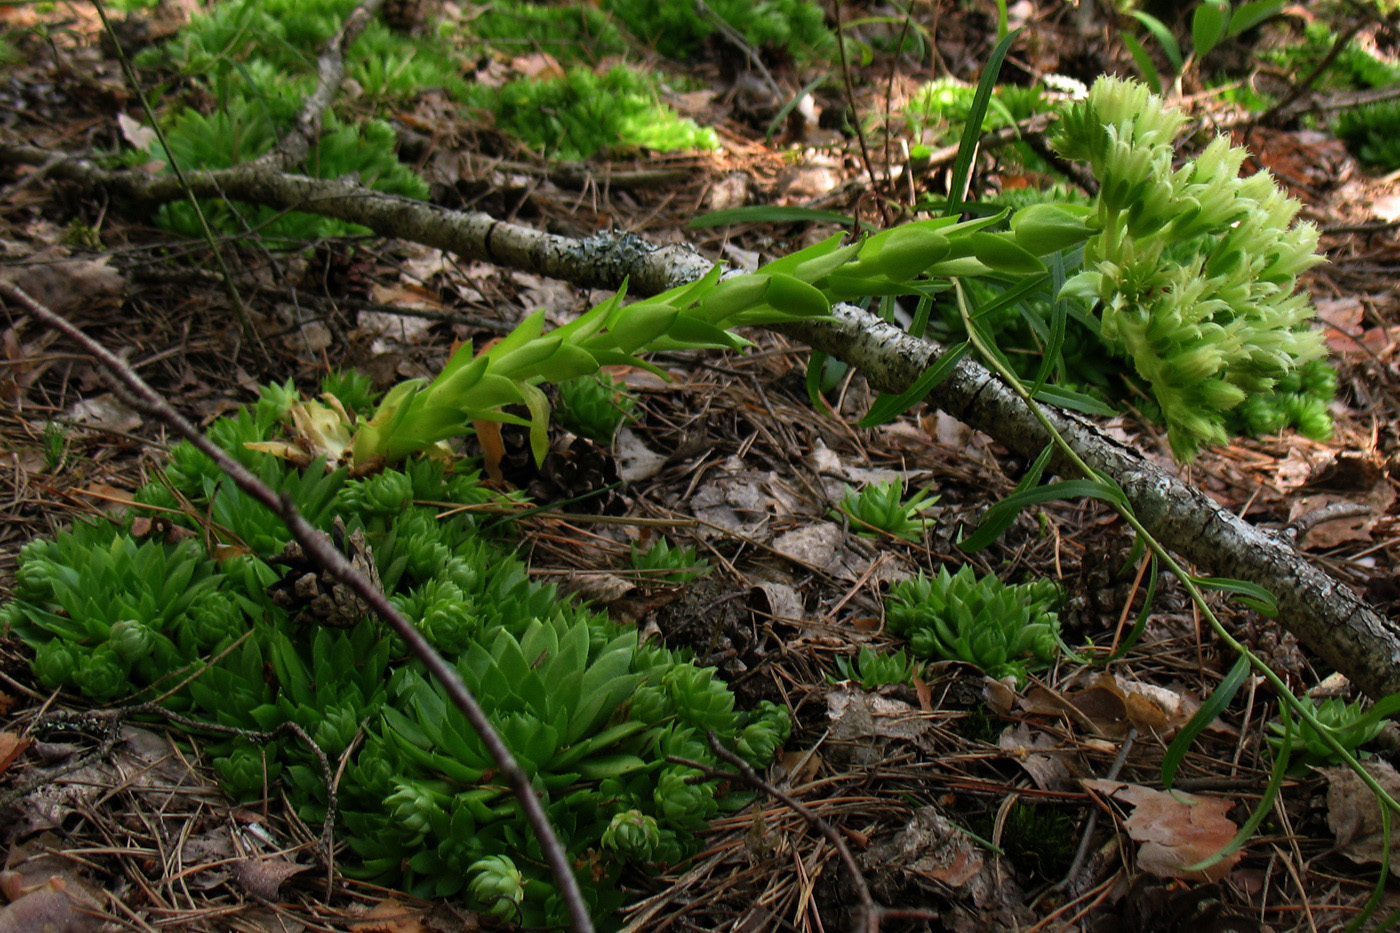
top-left (5, 148), bottom-right (1397, 697)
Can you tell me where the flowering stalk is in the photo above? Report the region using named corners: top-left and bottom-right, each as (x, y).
top-left (1054, 77), bottom-right (1326, 459)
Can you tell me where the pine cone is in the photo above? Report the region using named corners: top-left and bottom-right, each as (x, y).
top-left (267, 518), bottom-right (380, 628)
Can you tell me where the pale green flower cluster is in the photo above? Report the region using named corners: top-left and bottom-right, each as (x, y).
top-left (1054, 77), bottom-right (1326, 459)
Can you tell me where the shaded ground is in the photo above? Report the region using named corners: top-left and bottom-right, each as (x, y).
top-left (4, 1), bottom-right (1400, 930)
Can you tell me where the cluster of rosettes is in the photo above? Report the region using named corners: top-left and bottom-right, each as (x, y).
top-left (885, 566), bottom-right (1062, 683)
top-left (1054, 77), bottom-right (1327, 459)
top-left (5, 382), bottom-right (792, 928)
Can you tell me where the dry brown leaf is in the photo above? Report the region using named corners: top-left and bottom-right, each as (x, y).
top-left (0, 877), bottom-right (102, 933)
top-left (77, 483), bottom-right (134, 517)
top-left (998, 723), bottom-right (1075, 792)
top-left (778, 747), bottom-right (822, 787)
top-left (349, 897), bottom-right (430, 933)
top-left (232, 857), bottom-right (312, 900)
top-left (1070, 674), bottom-right (1201, 738)
top-left (1314, 296), bottom-right (1365, 355)
top-left (5, 251), bottom-right (125, 315)
top-left (1322, 760), bottom-right (1400, 865)
top-left (1083, 780), bottom-right (1241, 881)
top-left (1069, 681), bottom-right (1131, 737)
top-left (0, 733), bottom-right (31, 779)
top-left (1289, 452), bottom-right (1393, 548)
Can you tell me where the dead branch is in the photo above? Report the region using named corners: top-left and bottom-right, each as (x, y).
top-left (0, 280), bottom-right (598, 933)
top-left (6, 148), bottom-right (1400, 700)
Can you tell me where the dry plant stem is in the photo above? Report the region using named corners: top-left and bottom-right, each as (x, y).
top-left (257, 0), bottom-right (386, 170)
top-left (0, 281), bottom-right (597, 933)
top-left (0, 146), bottom-right (715, 298)
top-left (9, 148), bottom-right (1400, 698)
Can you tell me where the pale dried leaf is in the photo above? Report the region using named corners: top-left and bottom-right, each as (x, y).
top-left (1322, 760), bottom-right (1400, 865)
top-left (999, 722), bottom-right (1074, 791)
top-left (769, 523), bottom-right (841, 569)
top-left (614, 428), bottom-right (667, 482)
top-left (349, 897), bottom-right (432, 933)
top-left (827, 689), bottom-right (931, 743)
top-left (1083, 780), bottom-right (1241, 881)
top-left (116, 112), bottom-right (157, 150)
top-left (233, 857), bottom-right (312, 900)
top-left (7, 252), bottom-right (125, 314)
top-left (1372, 192), bottom-right (1400, 222)
top-left (68, 393), bottom-right (142, 433)
top-left (561, 572), bottom-right (635, 603)
top-left (0, 877), bottom-right (102, 933)
top-left (747, 582), bottom-right (806, 627)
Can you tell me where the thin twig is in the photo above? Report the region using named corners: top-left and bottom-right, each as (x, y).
top-left (701, 736), bottom-right (875, 930)
top-left (1259, 20), bottom-right (1364, 127)
top-left (1057, 727), bottom-right (1136, 893)
top-left (0, 281), bottom-right (596, 933)
top-left (258, 0), bottom-right (386, 170)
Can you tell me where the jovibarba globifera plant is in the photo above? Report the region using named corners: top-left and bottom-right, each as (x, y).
top-left (4, 374), bottom-right (790, 927)
top-left (884, 566), bottom-right (1063, 682)
top-left (1052, 76), bottom-right (1328, 459)
top-left (556, 370), bottom-right (638, 444)
top-left (831, 479), bottom-right (939, 542)
top-left (833, 646), bottom-right (922, 689)
top-left (1267, 695), bottom-right (1392, 773)
top-left (629, 537), bottom-right (710, 585)
top-left (198, 74), bottom-right (1326, 475)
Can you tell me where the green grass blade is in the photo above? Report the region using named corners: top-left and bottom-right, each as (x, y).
top-left (1192, 0), bottom-right (1229, 60)
top-left (1190, 575), bottom-right (1279, 617)
top-left (1162, 654), bottom-right (1251, 788)
top-left (1122, 31), bottom-right (1165, 94)
top-left (944, 27), bottom-right (1022, 216)
top-left (1228, 0), bottom-right (1284, 37)
top-left (857, 341), bottom-right (970, 427)
top-left (1030, 384), bottom-right (1118, 416)
top-left (1131, 11), bottom-right (1183, 73)
top-left (960, 477), bottom-right (1123, 552)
